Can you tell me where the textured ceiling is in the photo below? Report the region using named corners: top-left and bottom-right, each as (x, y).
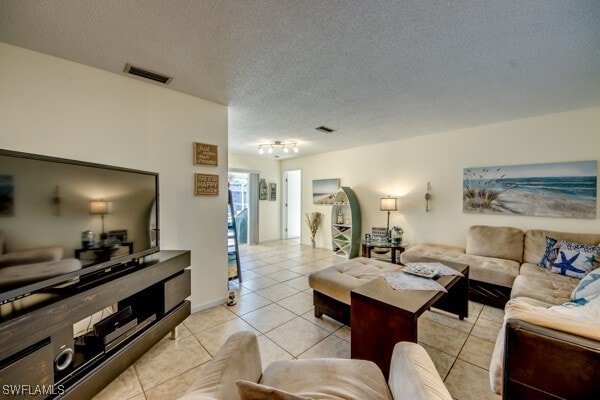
top-left (1, 1), bottom-right (599, 159)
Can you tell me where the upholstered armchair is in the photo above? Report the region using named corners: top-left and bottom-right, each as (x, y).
top-left (178, 331), bottom-right (452, 400)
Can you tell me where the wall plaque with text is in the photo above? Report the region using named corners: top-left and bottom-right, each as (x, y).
top-left (195, 173), bottom-right (219, 196)
top-left (193, 142), bottom-right (218, 166)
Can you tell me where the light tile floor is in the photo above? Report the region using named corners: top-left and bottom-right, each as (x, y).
top-left (94, 239), bottom-right (502, 400)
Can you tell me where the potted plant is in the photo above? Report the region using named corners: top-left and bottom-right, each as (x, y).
top-left (305, 212), bottom-right (322, 249)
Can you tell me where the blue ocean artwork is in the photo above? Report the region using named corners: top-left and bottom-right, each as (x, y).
top-left (463, 161), bottom-right (597, 218)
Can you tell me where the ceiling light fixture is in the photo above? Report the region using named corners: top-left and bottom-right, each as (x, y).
top-left (257, 141), bottom-right (298, 155)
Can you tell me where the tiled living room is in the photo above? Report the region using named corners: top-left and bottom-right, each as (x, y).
top-left (94, 240), bottom-right (504, 400)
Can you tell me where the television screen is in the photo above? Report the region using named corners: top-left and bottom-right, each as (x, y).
top-left (0, 149), bottom-right (159, 304)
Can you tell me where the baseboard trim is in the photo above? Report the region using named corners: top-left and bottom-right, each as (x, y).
top-left (191, 297), bottom-right (227, 314)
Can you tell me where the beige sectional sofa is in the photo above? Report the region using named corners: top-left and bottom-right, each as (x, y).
top-left (402, 225), bottom-right (600, 399)
top-left (401, 225), bottom-right (600, 307)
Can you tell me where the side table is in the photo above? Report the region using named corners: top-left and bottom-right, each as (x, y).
top-left (75, 241), bottom-right (134, 262)
top-left (362, 241), bottom-right (406, 264)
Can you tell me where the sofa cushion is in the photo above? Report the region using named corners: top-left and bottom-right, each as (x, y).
top-left (510, 274), bottom-right (576, 305)
top-left (401, 243), bottom-right (465, 263)
top-left (308, 257), bottom-right (401, 305)
top-left (179, 331), bottom-right (262, 400)
top-left (519, 263), bottom-right (580, 285)
top-left (550, 241), bottom-right (600, 279)
top-left (388, 342), bottom-right (452, 400)
top-left (402, 244), bottom-right (519, 288)
top-left (461, 254), bottom-right (520, 288)
top-left (523, 230), bottom-right (600, 265)
top-left (466, 225), bottom-right (524, 263)
top-left (572, 268), bottom-right (600, 300)
top-left (236, 380), bottom-right (311, 400)
top-left (511, 295), bottom-right (600, 339)
top-left (261, 358), bottom-right (393, 400)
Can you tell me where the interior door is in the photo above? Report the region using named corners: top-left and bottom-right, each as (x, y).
top-left (283, 170), bottom-right (301, 239)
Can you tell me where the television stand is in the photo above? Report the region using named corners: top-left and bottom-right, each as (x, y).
top-left (0, 250), bottom-right (191, 399)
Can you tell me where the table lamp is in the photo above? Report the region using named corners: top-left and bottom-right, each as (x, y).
top-left (89, 200), bottom-right (113, 240)
top-left (380, 196), bottom-right (397, 234)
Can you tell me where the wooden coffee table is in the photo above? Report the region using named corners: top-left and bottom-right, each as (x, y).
top-left (350, 260), bottom-right (468, 378)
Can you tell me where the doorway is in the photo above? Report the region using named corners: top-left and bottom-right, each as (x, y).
top-left (228, 172), bottom-right (249, 244)
top-left (283, 170), bottom-right (301, 239)
top-left (229, 170), bottom-right (259, 245)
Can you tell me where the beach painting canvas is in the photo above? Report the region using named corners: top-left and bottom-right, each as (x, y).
top-left (463, 161), bottom-right (597, 219)
top-left (313, 178), bottom-right (340, 204)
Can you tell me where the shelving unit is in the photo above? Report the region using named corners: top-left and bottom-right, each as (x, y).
top-left (331, 186), bottom-right (361, 258)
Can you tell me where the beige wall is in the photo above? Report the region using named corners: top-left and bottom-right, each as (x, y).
top-left (281, 107), bottom-right (600, 249)
top-left (228, 153), bottom-right (282, 242)
top-left (0, 42), bottom-right (229, 310)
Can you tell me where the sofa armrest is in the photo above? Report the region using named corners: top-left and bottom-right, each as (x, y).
top-left (503, 319), bottom-right (600, 399)
top-left (178, 331), bottom-right (262, 400)
top-left (388, 342), bottom-right (452, 400)
top-left (0, 246), bottom-right (63, 268)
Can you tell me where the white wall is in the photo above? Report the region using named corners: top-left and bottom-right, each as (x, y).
top-left (228, 153), bottom-right (282, 242)
top-left (281, 107), bottom-right (600, 249)
top-left (285, 170), bottom-right (302, 238)
top-left (0, 42), bottom-right (228, 310)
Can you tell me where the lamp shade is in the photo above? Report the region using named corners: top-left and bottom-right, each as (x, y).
top-left (89, 200), bottom-right (113, 215)
top-left (380, 197), bottom-right (397, 212)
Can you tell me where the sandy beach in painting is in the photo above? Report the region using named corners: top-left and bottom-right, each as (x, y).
top-left (313, 193), bottom-right (337, 204)
top-left (464, 189), bottom-right (596, 218)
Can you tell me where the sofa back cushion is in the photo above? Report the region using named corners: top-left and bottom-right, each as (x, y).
top-left (466, 226), bottom-right (524, 262)
top-left (178, 331), bottom-right (262, 400)
top-left (524, 230), bottom-right (600, 265)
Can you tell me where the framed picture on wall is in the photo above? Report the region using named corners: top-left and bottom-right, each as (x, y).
top-left (463, 160), bottom-right (597, 218)
top-left (312, 178), bottom-right (340, 204)
top-left (259, 178), bottom-right (268, 200)
top-left (269, 183), bottom-right (277, 201)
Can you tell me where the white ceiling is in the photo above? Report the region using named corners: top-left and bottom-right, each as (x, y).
top-left (1, 1), bottom-right (599, 159)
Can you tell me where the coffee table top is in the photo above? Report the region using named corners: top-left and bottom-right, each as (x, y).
top-left (350, 260), bottom-right (468, 316)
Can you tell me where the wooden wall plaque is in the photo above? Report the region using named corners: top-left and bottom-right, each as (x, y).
top-left (195, 173), bottom-right (219, 196)
top-left (193, 142), bottom-right (218, 166)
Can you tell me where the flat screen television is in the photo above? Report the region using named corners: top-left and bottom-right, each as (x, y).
top-left (0, 149), bottom-right (159, 304)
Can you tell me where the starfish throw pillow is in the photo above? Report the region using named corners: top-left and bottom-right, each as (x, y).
top-left (551, 242), bottom-right (600, 279)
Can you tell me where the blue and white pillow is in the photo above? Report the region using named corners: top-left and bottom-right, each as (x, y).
top-left (551, 242), bottom-right (600, 279)
top-left (571, 268), bottom-right (600, 300)
top-left (539, 236), bottom-right (560, 268)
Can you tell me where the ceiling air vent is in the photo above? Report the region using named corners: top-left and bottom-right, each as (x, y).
top-left (315, 126), bottom-right (335, 133)
top-left (124, 63), bottom-right (173, 84)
